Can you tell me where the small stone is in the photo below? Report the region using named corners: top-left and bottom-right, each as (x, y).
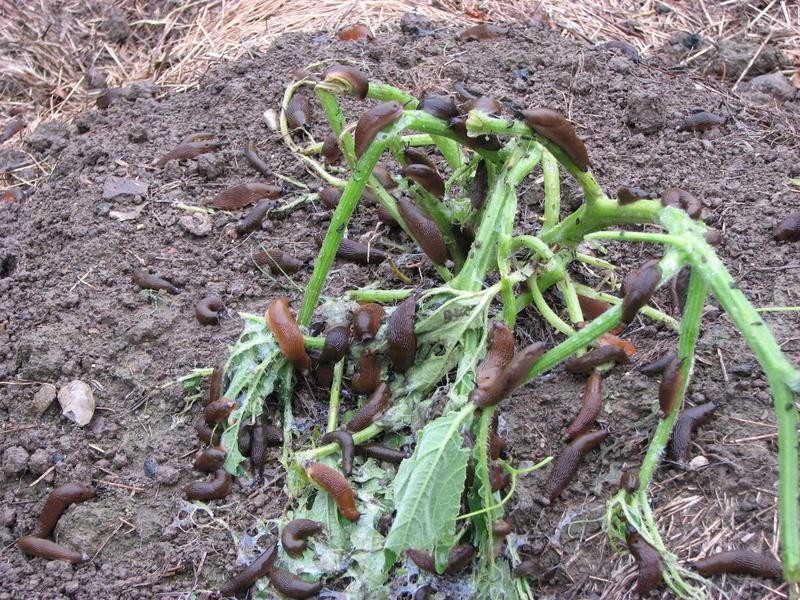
top-left (155, 465), bottom-right (180, 486)
top-left (103, 7), bottom-right (131, 43)
top-left (143, 457), bottom-right (157, 479)
top-left (194, 153), bottom-right (226, 180)
top-left (688, 455), bottom-right (709, 469)
top-left (32, 383), bottom-right (57, 416)
top-left (400, 12), bottom-right (433, 36)
top-left (0, 507), bottom-right (16, 528)
top-left (58, 380), bottom-right (95, 426)
top-left (128, 125), bottom-right (148, 143)
top-left (112, 452), bottom-right (128, 468)
top-left (730, 362), bottom-right (755, 376)
top-left (744, 72), bottom-right (796, 101)
top-left (178, 213), bottom-right (212, 236)
top-left (95, 202), bottom-right (112, 216)
top-left (102, 176), bottom-right (148, 201)
top-left (28, 448), bottom-right (51, 475)
top-left (2, 446), bottom-right (29, 475)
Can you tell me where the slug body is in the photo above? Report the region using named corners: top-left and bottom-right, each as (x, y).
top-left (253, 249), bottom-right (304, 275)
top-left (407, 545), bottom-right (475, 574)
top-left (211, 183), bottom-right (281, 210)
top-left (281, 519), bottom-right (324, 558)
top-left (471, 159), bottom-right (488, 210)
top-left (397, 196), bottom-right (448, 266)
top-left (194, 414), bottom-right (220, 444)
top-left (658, 357), bottom-right (684, 417)
top-left (155, 140), bottom-right (219, 167)
top-left (449, 116), bottom-right (501, 150)
top-left (347, 382), bottom-right (390, 432)
top-left (352, 303), bottom-right (384, 341)
top-left (670, 266), bottom-right (691, 314)
top-left (321, 64), bottom-right (369, 99)
top-left (565, 345), bottom-right (629, 374)
top-left (774, 212), bottom-right (800, 242)
top-left (521, 108), bottom-right (589, 171)
top-left (34, 483), bottom-right (96, 538)
top-left (469, 322), bottom-right (515, 404)
top-left (306, 462), bottom-right (360, 521)
top-left (458, 24), bottom-right (509, 41)
top-left (250, 418), bottom-right (267, 478)
top-left (402, 164), bottom-right (445, 198)
top-left (17, 536), bottom-right (87, 564)
top-left (183, 469), bottom-right (232, 501)
top-left (617, 186), bottom-right (653, 204)
top-left (219, 541), bottom-right (277, 596)
top-left (286, 94), bottom-right (312, 129)
top-left (543, 429), bottom-right (608, 503)
top-left (620, 469), bottom-right (640, 492)
top-left (208, 363), bottom-right (224, 405)
top-left (621, 261), bottom-right (662, 324)
top-left (354, 444), bottom-right (408, 464)
top-left (691, 550), bottom-right (782, 580)
top-left (237, 200), bottom-right (272, 235)
top-left (132, 269), bottom-right (179, 294)
top-left (320, 430), bottom-right (355, 475)
top-left (491, 466), bottom-right (511, 492)
top-left (193, 447), bottom-right (227, 472)
top-left (337, 23), bottom-right (374, 42)
top-left (320, 133), bottom-right (341, 165)
top-left (386, 296), bottom-right (417, 373)
top-left (676, 111), bottom-right (726, 133)
top-left (317, 235), bottom-right (387, 265)
top-left (354, 101), bottom-right (404, 158)
top-left (418, 95), bottom-right (459, 121)
top-left (626, 531), bottom-right (663, 596)
top-left (266, 566), bottom-right (323, 599)
top-left (661, 188), bottom-right (702, 219)
top-left (351, 349), bottom-right (380, 394)
top-left (564, 371), bottom-right (603, 440)
top-left (473, 342), bottom-right (546, 407)
top-left (318, 186), bottom-right (342, 209)
top-left (195, 294), bottom-right (223, 325)
top-left (244, 141), bottom-right (270, 177)
top-left (403, 148), bottom-right (437, 171)
top-left (639, 353), bottom-right (676, 377)
top-left (319, 325), bottom-right (351, 364)
top-left (492, 520), bottom-right (513, 537)
top-left (669, 402), bottom-right (716, 462)
top-left (576, 295), bottom-right (614, 321)
top-left (463, 96), bottom-right (502, 116)
top-left (203, 397), bottom-right (237, 424)
top-left (266, 298), bottom-right (312, 374)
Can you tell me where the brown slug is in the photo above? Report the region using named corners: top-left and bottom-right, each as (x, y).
top-left (521, 108), bottom-right (589, 171)
top-left (321, 64), bottom-right (369, 99)
top-left (418, 95), bottom-right (459, 121)
top-left (132, 269), bottom-right (180, 295)
top-left (471, 159), bottom-right (488, 210)
top-left (195, 294), bottom-right (223, 325)
top-left (318, 186), bottom-right (342, 209)
top-left (253, 248), bottom-right (304, 275)
top-left (669, 402), bottom-right (716, 462)
top-left (669, 266), bottom-right (691, 315)
top-left (203, 397), bottom-right (237, 424)
top-left (691, 550), bottom-right (782, 580)
top-left (774, 211), bottom-right (800, 242)
top-left (469, 322), bottom-right (515, 403)
top-left (17, 536), bottom-right (87, 564)
top-left (621, 260), bottom-right (662, 324)
top-left (354, 101), bottom-right (404, 158)
top-left (306, 462), bottom-right (360, 521)
top-left (512, 559), bottom-right (547, 579)
top-left (661, 187), bottom-right (702, 219)
top-left (315, 234), bottom-right (387, 265)
top-left (244, 141), bottom-right (270, 177)
top-left (33, 483), bottom-right (96, 538)
top-left (403, 147), bottom-right (437, 171)
top-left (347, 381), bottom-right (391, 432)
top-left (564, 371), bottom-right (603, 440)
top-left (218, 541), bottom-right (277, 596)
top-left (639, 353), bottom-right (677, 377)
top-left (183, 468), bottom-right (232, 501)
top-left (658, 356), bottom-right (684, 417)
top-left (598, 40), bottom-right (640, 63)
top-left (320, 133), bottom-right (341, 165)
top-left (565, 345), bottom-right (629, 374)
top-left (351, 349), bottom-right (380, 394)
top-left (626, 530), bottom-right (663, 596)
top-left (407, 545), bottom-right (476, 574)
top-left (492, 519), bottom-right (513, 538)
top-left (617, 186), bottom-right (653, 204)
top-left (265, 565), bottom-right (323, 599)
top-left (208, 363), bottom-right (223, 405)
top-left (354, 444), bottom-right (408, 464)
top-left (402, 164), bottom-right (445, 198)
top-left (473, 342), bottom-right (546, 407)
top-left (210, 182), bottom-right (282, 210)
top-left (458, 24), bottom-right (509, 41)
top-left (237, 200), bottom-right (272, 235)
top-left (542, 429), bottom-right (608, 503)
top-left (620, 469), bottom-right (640, 493)
top-left (266, 298), bottom-right (312, 374)
top-left (281, 519), bottom-right (324, 558)
top-left (238, 424), bottom-right (252, 456)
top-left (95, 87), bottom-right (127, 109)
top-left (194, 414), bottom-right (220, 445)
top-left (676, 111), bottom-right (726, 133)
top-left (386, 295), bottom-right (417, 373)
top-left (318, 325), bottom-right (351, 364)
top-left (286, 94), bottom-right (312, 129)
top-left (449, 116), bottom-right (502, 150)
top-left (397, 196), bottom-right (448, 266)
top-left (576, 295), bottom-right (613, 321)
top-left (352, 303), bottom-right (384, 341)
top-left (463, 96), bottom-right (502, 116)
top-left (320, 430), bottom-right (355, 475)
top-left (372, 166), bottom-right (397, 189)
top-left (376, 204), bottom-right (397, 227)
top-left (704, 228), bottom-right (722, 246)
top-left (337, 23), bottom-right (374, 42)
top-left (250, 418), bottom-right (267, 478)
top-left (155, 140), bottom-right (220, 167)
top-left (264, 423), bottom-right (283, 446)
top-left (491, 465), bottom-right (511, 492)
top-left (193, 447), bottom-right (227, 472)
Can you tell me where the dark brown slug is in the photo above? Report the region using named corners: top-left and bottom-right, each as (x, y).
top-left (195, 294), bottom-right (223, 325)
top-left (691, 550), bottom-right (782, 580)
top-left (286, 94), bottom-right (312, 129)
top-left (661, 187), bottom-right (702, 219)
top-left (33, 483), bottom-right (96, 538)
top-left (253, 249), bottom-right (304, 275)
top-left (351, 349), bottom-right (380, 394)
top-left (471, 159), bottom-right (488, 210)
top-left (306, 462), bottom-right (360, 521)
top-left (354, 444), bottom-right (408, 464)
top-left (658, 356), bottom-right (684, 417)
top-left (318, 325), bottom-right (351, 364)
top-left (565, 346), bottom-right (630, 374)
top-left (244, 141), bottom-right (270, 177)
top-left (620, 469), bottom-right (640, 493)
top-left (407, 545), bottom-right (476, 574)
top-left (155, 140), bottom-right (220, 167)
top-left (670, 266), bottom-right (691, 314)
top-left (132, 269), bottom-right (179, 295)
top-left (491, 465), bottom-right (511, 492)
top-left (315, 234), bottom-right (387, 265)
top-left (183, 468), bottom-right (232, 501)
top-left (372, 166), bottom-right (396, 189)
top-left (265, 565), bottom-right (323, 599)
top-left (563, 371), bottom-right (603, 440)
top-left (194, 414), bottom-right (220, 445)
top-left (318, 186), bottom-right (342, 209)
top-left (576, 294), bottom-right (614, 323)
top-left (418, 95), bottom-right (459, 121)
top-left (492, 519), bottom-right (513, 537)
top-left (598, 40), bottom-right (640, 63)
top-left (469, 322), bottom-right (515, 404)
top-left (210, 182), bottom-right (282, 210)
top-left (639, 353), bottom-right (677, 377)
top-left (264, 423), bottom-right (284, 446)
top-left (237, 200), bottom-right (272, 235)
top-left (321, 64), bottom-right (369, 99)
top-left (402, 164), bottom-right (445, 198)
top-left (250, 418), bottom-right (267, 478)
top-left (621, 261), bottom-right (662, 325)
top-left (449, 116), bottom-right (502, 150)
top-left (281, 519), bottom-right (324, 558)
top-left (473, 342), bottom-right (546, 407)
top-left (403, 148), bottom-right (437, 171)
top-left (626, 530), bottom-right (663, 596)
top-left (266, 298), bottom-right (312, 374)
top-left (347, 381), bottom-right (391, 432)
top-left (617, 186), bottom-right (653, 204)
top-left (669, 402), bottom-right (716, 462)
top-left (352, 303), bottom-right (384, 341)
top-left (521, 108), bottom-right (589, 171)
top-left (208, 363), bottom-right (223, 405)
top-left (320, 133), bottom-right (341, 165)
top-left (218, 541), bottom-right (277, 596)
top-left (193, 447), bottom-right (227, 472)
top-left (457, 24), bottom-right (509, 41)
top-left (397, 196), bottom-right (448, 266)
top-left (386, 295), bottom-right (417, 373)
top-left (238, 424), bottom-right (252, 456)
top-left (17, 536), bottom-right (87, 564)
top-left (320, 430), bottom-right (355, 475)
top-left (774, 211), bottom-right (800, 242)
top-left (704, 228), bottom-right (722, 246)
top-left (203, 397), bottom-right (237, 424)
top-left (676, 111), bottom-right (726, 133)
top-left (542, 429), bottom-right (608, 503)
top-left (354, 101), bottom-right (404, 158)
top-left (463, 96), bottom-right (502, 116)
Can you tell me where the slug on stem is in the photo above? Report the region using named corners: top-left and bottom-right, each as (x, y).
top-left (281, 519), bottom-right (324, 558)
top-left (403, 147), bottom-right (437, 172)
top-left (619, 469), bottom-right (640, 493)
top-left (351, 303), bottom-right (384, 341)
top-left (314, 234), bottom-right (387, 265)
top-left (638, 353), bottom-right (676, 377)
top-left (265, 566), bottom-right (323, 599)
top-left (253, 249), bottom-right (304, 275)
top-left (306, 463), bottom-right (360, 521)
top-left (402, 164), bottom-right (445, 198)
top-left (621, 260), bottom-right (662, 325)
top-left (617, 186), bottom-right (653, 204)
top-left (418, 95), bottom-right (459, 121)
top-left (386, 295), bottom-right (417, 373)
top-left (347, 382), bottom-right (391, 432)
top-left (218, 541), bottom-right (277, 596)
top-left (320, 133), bottom-right (341, 165)
top-left (351, 349), bottom-right (380, 394)
top-left (194, 414), bottom-right (220, 445)
top-left (193, 447), bottom-right (227, 473)
top-left (658, 356), bottom-right (684, 417)
top-left (286, 94), bottom-right (312, 129)
top-left (397, 196), bottom-right (449, 266)
top-left (406, 545), bottom-right (476, 574)
top-left (542, 429), bottom-right (608, 503)
top-left (266, 298), bottom-right (312, 374)
top-left (669, 402), bottom-right (716, 462)
top-left (463, 96), bottom-right (502, 116)
top-left (321, 64), bottom-right (369, 99)
top-left (203, 397), bottom-right (237, 424)
top-left (563, 371), bottom-right (603, 440)
top-left (472, 322), bottom-right (515, 399)
top-left (354, 444), bottom-right (408, 464)
top-left (207, 363), bottom-right (223, 405)
top-left (354, 101), bottom-right (404, 158)
top-left (470, 159), bottom-right (488, 210)
top-left (155, 140), bottom-right (220, 167)
top-left (521, 108), bottom-right (589, 171)
top-left (195, 294), bottom-right (223, 325)
top-left (473, 342), bottom-right (546, 407)
top-left (457, 24), bottom-right (509, 41)
top-left (661, 187), bottom-right (702, 220)
top-left (564, 345), bottom-right (629, 374)
top-left (320, 430), bottom-right (355, 475)
top-left (626, 530), bottom-right (663, 596)
top-left (492, 519), bottom-right (513, 537)
top-left (318, 325), bottom-right (351, 364)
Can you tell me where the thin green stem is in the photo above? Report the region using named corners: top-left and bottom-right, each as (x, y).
top-left (346, 288), bottom-right (415, 302)
top-left (297, 423), bottom-right (383, 462)
top-left (529, 275), bottom-right (575, 335)
top-left (571, 283), bottom-right (680, 331)
top-left (326, 360), bottom-right (345, 432)
top-left (558, 276), bottom-right (584, 324)
top-left (575, 252), bottom-right (616, 270)
top-left (541, 148), bottom-right (560, 232)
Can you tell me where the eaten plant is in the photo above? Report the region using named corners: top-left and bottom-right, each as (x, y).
top-left (180, 62), bottom-right (800, 599)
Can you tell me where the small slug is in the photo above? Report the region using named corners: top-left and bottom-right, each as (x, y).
top-left (397, 196), bottom-right (448, 266)
top-left (563, 371), bottom-right (603, 440)
top-left (320, 133), bottom-right (341, 165)
top-left (626, 530), bottom-right (663, 596)
top-left (347, 382), bottom-right (391, 432)
top-left (354, 101), bottom-right (404, 158)
top-left (704, 228), bottom-right (722, 246)
top-left (376, 204), bottom-right (397, 227)
top-left (691, 550), bottom-right (782, 580)
top-left (253, 249), bottom-right (304, 275)
top-left (194, 414), bottom-right (220, 445)
top-left (402, 164), bottom-right (445, 198)
top-left (203, 397), bottom-right (237, 424)
top-left (598, 40), bottom-right (640, 63)
top-left (244, 141), bottom-right (270, 177)
top-left (774, 212), bottom-right (800, 242)
top-left (670, 266), bottom-right (691, 314)
top-left (351, 303), bottom-right (384, 341)
top-left (250, 418), bottom-right (266, 478)
top-left (354, 444), bottom-right (408, 464)
top-left (458, 24), bottom-right (509, 41)
top-left (669, 402), bottom-right (716, 462)
top-left (207, 363), bottom-right (223, 405)
top-left (492, 519), bottom-right (513, 537)
top-left (319, 325), bottom-right (351, 364)
top-left (33, 483), bottom-right (96, 538)
top-left (597, 332), bottom-right (636, 358)
top-left (183, 468), bottom-right (232, 501)
top-left (238, 424), bottom-right (252, 456)
top-left (473, 342), bottom-right (546, 407)
top-left (237, 200), bottom-right (272, 235)
top-left (449, 116), bottom-right (502, 150)
top-left (491, 465), bottom-right (511, 492)
top-left (306, 462), bottom-right (360, 521)
top-left (407, 545), bottom-right (476, 574)
top-left (337, 23), bottom-right (374, 42)
top-left (639, 353), bottom-right (677, 377)
top-left (512, 559), bottom-right (546, 578)
top-left (321, 64), bottom-right (369, 99)
top-left (470, 159), bottom-right (488, 210)
top-left (286, 94), bottom-right (312, 129)
top-left (132, 269), bottom-right (179, 295)
top-left (210, 182), bottom-right (282, 210)
top-left (658, 357), bottom-right (684, 417)
top-left (469, 322), bottom-right (515, 403)
top-left (281, 519), bottom-right (324, 558)
top-left (1, 117), bottom-right (24, 143)
top-left (155, 140), bottom-right (220, 167)
top-left (661, 187), bottom-right (702, 219)
top-left (193, 447), bottom-right (227, 472)
top-left (320, 430), bottom-right (355, 475)
top-left (318, 186), bottom-right (342, 209)
top-left (351, 349), bottom-right (380, 394)
top-left (403, 148), bottom-right (437, 171)
top-left (266, 298), bottom-right (312, 374)
top-left (219, 541), bottom-right (277, 596)
top-left (372, 166), bottom-right (397, 189)
top-left (564, 345), bottom-right (629, 374)
top-left (195, 294), bottom-right (223, 325)
top-left (620, 469), bottom-right (640, 493)
top-left (463, 96), bottom-right (502, 116)
top-left (453, 82), bottom-right (478, 101)
top-left (265, 565), bottom-right (323, 599)
top-left (315, 234), bottom-right (387, 265)
top-left (576, 294), bottom-right (613, 321)
top-left (386, 295), bottom-right (417, 373)
top-left (489, 431), bottom-right (506, 461)
top-left (542, 429), bottom-right (608, 503)
top-left (418, 95), bottom-right (459, 121)
top-left (676, 111), bottom-right (726, 133)
top-left (17, 536), bottom-right (87, 564)
top-left (521, 108), bottom-right (589, 171)
top-left (621, 260), bottom-right (661, 325)
top-left (617, 186), bottom-right (653, 204)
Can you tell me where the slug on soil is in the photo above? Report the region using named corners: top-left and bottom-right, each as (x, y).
top-left (774, 212), bottom-right (800, 242)
top-left (194, 415), bottom-right (220, 445)
top-left (253, 249), bottom-right (304, 275)
top-left (386, 295), bottom-right (417, 373)
top-left (472, 342), bottom-right (546, 407)
top-left (661, 187), bottom-right (702, 219)
top-left (521, 108), bottom-right (589, 171)
top-left (337, 23), bottom-right (374, 42)
top-left (354, 101), bottom-right (404, 158)
top-left (183, 468), bottom-right (232, 501)
top-left (237, 200), bottom-right (272, 235)
top-left (17, 536), bottom-right (87, 564)
top-left (281, 519), bottom-right (324, 558)
top-left (195, 294), bottom-right (223, 325)
top-left (266, 298), bottom-right (312, 374)
top-left (266, 565), bottom-right (323, 599)
top-left (563, 371), bottom-right (603, 440)
top-left (315, 234), bottom-right (387, 265)
top-left (33, 483), bottom-right (96, 538)
top-left (155, 140), bottom-right (219, 167)
top-left (626, 530), bottom-right (663, 596)
top-left (676, 111), bottom-right (726, 133)
top-left (132, 269), bottom-right (179, 295)
top-left (244, 141), bottom-right (270, 177)
top-left (542, 429), bottom-right (608, 503)
top-left (218, 541), bottom-right (277, 596)
top-left (193, 447), bottom-right (227, 473)
top-left (492, 519), bottom-right (513, 537)
top-left (457, 24), bottom-right (509, 41)
top-left (691, 550), bottom-right (782, 580)
top-left (658, 356), bottom-right (684, 417)
top-left (318, 186), bottom-right (342, 209)
top-left (210, 182), bottom-right (281, 210)
top-left (306, 462), bottom-right (360, 521)
top-left (598, 40), bottom-right (640, 62)
top-left (320, 133), bottom-right (341, 165)
top-left (669, 402), bottom-right (716, 462)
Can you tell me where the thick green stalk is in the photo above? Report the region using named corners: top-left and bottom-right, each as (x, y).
top-left (315, 88), bottom-right (356, 167)
top-left (367, 82), bottom-right (418, 107)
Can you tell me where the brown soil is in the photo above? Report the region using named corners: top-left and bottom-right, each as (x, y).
top-left (1, 22), bottom-right (798, 600)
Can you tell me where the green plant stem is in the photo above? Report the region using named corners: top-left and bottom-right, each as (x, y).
top-left (346, 288), bottom-right (415, 302)
top-left (303, 335), bottom-right (324, 350)
top-left (367, 82), bottom-right (418, 106)
top-left (529, 275), bottom-right (575, 335)
top-left (326, 360), bottom-right (345, 432)
top-left (575, 252), bottom-right (615, 270)
top-left (541, 148), bottom-right (560, 232)
top-left (297, 423), bottom-right (383, 462)
top-left (558, 276), bottom-right (584, 324)
top-left (571, 283), bottom-right (680, 330)
top-left (315, 88), bottom-right (356, 167)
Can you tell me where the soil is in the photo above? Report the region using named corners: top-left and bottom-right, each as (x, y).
top-left (1, 20), bottom-right (798, 600)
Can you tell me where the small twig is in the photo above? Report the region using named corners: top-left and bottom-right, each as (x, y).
top-left (28, 465), bottom-right (56, 487)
